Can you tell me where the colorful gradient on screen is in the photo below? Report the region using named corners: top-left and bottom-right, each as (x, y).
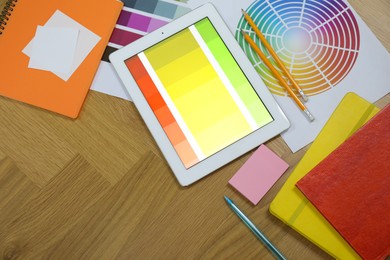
top-left (125, 18), bottom-right (273, 168)
top-left (236, 0), bottom-right (360, 96)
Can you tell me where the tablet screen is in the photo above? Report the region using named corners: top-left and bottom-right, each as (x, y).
top-left (124, 18), bottom-right (273, 169)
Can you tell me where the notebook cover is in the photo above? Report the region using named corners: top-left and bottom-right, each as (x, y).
top-left (296, 104), bottom-right (390, 260)
top-left (270, 93), bottom-right (379, 259)
top-left (0, 0), bottom-right (123, 118)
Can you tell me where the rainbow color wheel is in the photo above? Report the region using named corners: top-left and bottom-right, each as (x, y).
top-left (236, 0), bottom-right (360, 96)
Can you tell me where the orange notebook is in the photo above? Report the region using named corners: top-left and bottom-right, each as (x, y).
top-left (296, 104), bottom-right (390, 260)
top-left (0, 0), bottom-right (123, 118)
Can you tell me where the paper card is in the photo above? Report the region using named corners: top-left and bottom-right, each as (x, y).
top-left (24, 10), bottom-right (101, 81)
top-left (90, 61), bottom-right (132, 100)
top-left (28, 26), bottom-right (79, 76)
top-left (229, 145), bottom-right (289, 205)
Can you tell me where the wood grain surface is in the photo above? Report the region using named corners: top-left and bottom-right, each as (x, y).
top-left (0, 0), bottom-right (389, 259)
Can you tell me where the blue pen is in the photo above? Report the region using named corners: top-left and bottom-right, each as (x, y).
top-left (224, 196), bottom-right (287, 260)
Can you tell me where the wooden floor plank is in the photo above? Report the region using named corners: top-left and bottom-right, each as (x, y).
top-left (0, 98), bottom-right (77, 187)
top-left (45, 152), bottom-right (177, 259)
top-left (0, 156), bottom-right (40, 230)
top-left (0, 155), bottom-right (111, 259)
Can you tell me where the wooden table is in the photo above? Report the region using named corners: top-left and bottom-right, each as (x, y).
top-left (0, 1), bottom-right (389, 259)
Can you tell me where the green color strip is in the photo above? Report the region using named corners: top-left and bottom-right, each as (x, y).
top-left (194, 18), bottom-right (273, 126)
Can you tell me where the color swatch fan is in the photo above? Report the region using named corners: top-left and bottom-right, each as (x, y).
top-left (236, 0), bottom-right (360, 96)
top-left (102, 0), bottom-right (192, 60)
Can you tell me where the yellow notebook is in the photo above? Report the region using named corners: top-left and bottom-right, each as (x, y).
top-left (269, 93), bottom-right (379, 259)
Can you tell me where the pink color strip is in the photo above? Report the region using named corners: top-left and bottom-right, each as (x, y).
top-left (147, 19), bottom-right (168, 32)
top-left (109, 28), bottom-right (142, 47)
top-left (127, 12), bottom-right (152, 32)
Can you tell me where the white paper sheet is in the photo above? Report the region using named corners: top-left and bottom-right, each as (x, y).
top-left (28, 26), bottom-right (79, 77)
top-left (24, 10), bottom-right (101, 81)
top-left (90, 61), bottom-right (132, 100)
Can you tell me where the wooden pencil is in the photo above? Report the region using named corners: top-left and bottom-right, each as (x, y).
top-left (242, 9), bottom-right (308, 102)
top-left (241, 30), bottom-right (314, 121)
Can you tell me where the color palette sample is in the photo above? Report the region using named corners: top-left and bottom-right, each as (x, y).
top-left (125, 18), bottom-right (273, 168)
top-left (103, 0), bottom-right (191, 62)
top-left (109, 27), bottom-right (143, 47)
top-left (116, 10), bottom-right (168, 33)
top-left (236, 0), bottom-right (360, 96)
top-left (122, 0), bottom-right (190, 19)
top-left (109, 1), bottom-right (190, 49)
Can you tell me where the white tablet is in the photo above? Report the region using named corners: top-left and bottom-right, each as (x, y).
top-left (109, 3), bottom-right (290, 186)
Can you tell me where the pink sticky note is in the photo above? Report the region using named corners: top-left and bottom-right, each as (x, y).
top-left (229, 145), bottom-right (289, 205)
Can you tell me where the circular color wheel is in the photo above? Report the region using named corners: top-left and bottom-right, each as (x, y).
top-left (236, 0), bottom-right (360, 96)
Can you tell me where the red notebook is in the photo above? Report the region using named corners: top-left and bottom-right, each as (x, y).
top-left (296, 104), bottom-right (390, 260)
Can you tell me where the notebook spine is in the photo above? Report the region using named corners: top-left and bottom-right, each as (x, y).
top-left (0, 0), bottom-right (18, 35)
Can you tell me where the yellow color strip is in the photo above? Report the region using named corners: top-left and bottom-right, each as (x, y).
top-left (144, 29), bottom-right (252, 156)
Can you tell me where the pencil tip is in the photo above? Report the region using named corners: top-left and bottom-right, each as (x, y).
top-left (241, 9), bottom-right (246, 14)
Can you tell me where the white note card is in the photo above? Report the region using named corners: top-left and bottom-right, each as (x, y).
top-left (23, 10), bottom-right (101, 81)
top-left (28, 26), bottom-right (79, 76)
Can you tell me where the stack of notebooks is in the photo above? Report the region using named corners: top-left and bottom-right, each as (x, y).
top-left (270, 92), bottom-right (390, 260)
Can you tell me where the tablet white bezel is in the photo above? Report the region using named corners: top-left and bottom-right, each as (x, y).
top-left (110, 3), bottom-right (290, 186)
